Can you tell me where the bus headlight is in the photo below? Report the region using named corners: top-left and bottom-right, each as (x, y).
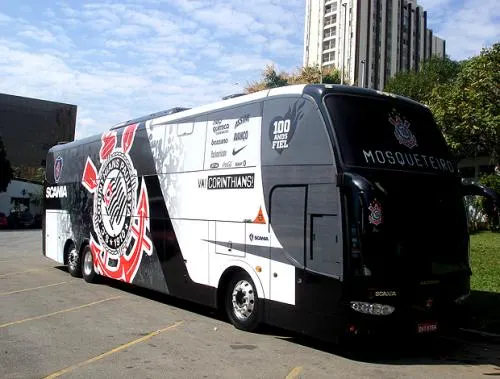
top-left (350, 301), bottom-right (395, 316)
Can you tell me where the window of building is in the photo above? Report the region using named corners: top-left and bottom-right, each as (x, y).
top-left (323, 26), bottom-right (337, 38)
top-left (479, 165), bottom-right (495, 175)
top-left (324, 14), bottom-right (337, 26)
top-left (323, 39), bottom-right (336, 50)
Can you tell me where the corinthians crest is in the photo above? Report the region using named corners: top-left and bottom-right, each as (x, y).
top-left (368, 199), bottom-right (383, 226)
top-left (82, 123), bottom-right (153, 283)
top-left (388, 109), bottom-right (417, 149)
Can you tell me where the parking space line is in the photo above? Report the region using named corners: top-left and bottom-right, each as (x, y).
top-left (0, 281), bottom-right (68, 296)
top-left (43, 321), bottom-right (184, 379)
top-left (285, 366), bottom-right (303, 379)
top-left (0, 295), bottom-right (122, 329)
top-left (0, 268), bottom-right (51, 277)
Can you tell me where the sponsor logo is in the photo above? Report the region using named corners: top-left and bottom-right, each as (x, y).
top-left (249, 233), bottom-right (269, 242)
top-left (198, 173), bottom-right (255, 190)
top-left (54, 155), bottom-right (63, 183)
top-left (269, 100), bottom-right (305, 154)
top-left (389, 109), bottom-right (417, 149)
top-left (233, 131), bottom-right (248, 141)
top-left (368, 199), bottom-right (383, 226)
top-left (211, 150), bottom-right (227, 158)
top-left (46, 185), bottom-right (68, 198)
top-left (234, 160), bottom-right (247, 167)
top-left (210, 163), bottom-right (219, 169)
top-left (232, 145), bottom-right (246, 156)
top-left (222, 161), bottom-right (232, 168)
top-left (235, 114), bottom-right (250, 129)
top-left (211, 138), bottom-right (228, 146)
top-left (213, 120), bottom-right (229, 135)
top-left (81, 124), bottom-right (153, 283)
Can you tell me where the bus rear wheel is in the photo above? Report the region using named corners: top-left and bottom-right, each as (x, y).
top-left (225, 271), bottom-right (261, 332)
top-left (81, 245), bottom-right (98, 283)
top-left (67, 243), bottom-right (82, 278)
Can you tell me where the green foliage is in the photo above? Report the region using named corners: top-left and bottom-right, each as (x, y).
top-left (383, 55), bottom-right (461, 103)
top-left (429, 43), bottom-right (500, 160)
top-left (478, 174), bottom-right (500, 232)
top-left (245, 64), bottom-right (341, 93)
top-left (12, 165), bottom-right (45, 184)
top-left (463, 232), bottom-right (500, 334)
top-left (479, 173), bottom-right (500, 195)
top-left (0, 136), bottom-right (13, 192)
top-left (469, 232), bottom-right (500, 293)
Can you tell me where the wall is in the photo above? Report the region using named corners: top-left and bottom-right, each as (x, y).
top-left (0, 93), bottom-right (76, 179)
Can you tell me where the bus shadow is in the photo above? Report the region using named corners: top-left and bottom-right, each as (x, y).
top-left (460, 290), bottom-right (500, 339)
top-left (278, 331), bottom-right (500, 369)
top-left (61, 270), bottom-right (500, 370)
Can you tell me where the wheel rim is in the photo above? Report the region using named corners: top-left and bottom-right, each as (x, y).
top-left (83, 249), bottom-right (93, 276)
top-left (68, 248), bottom-right (78, 272)
top-left (231, 279), bottom-right (255, 321)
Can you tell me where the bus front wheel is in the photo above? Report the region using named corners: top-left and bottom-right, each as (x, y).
top-left (81, 245), bottom-right (98, 283)
top-left (225, 271), bottom-right (261, 332)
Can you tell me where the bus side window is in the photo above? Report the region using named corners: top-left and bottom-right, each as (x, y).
top-left (261, 97), bottom-right (333, 166)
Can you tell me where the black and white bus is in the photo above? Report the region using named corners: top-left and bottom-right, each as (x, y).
top-left (43, 84), bottom-right (485, 343)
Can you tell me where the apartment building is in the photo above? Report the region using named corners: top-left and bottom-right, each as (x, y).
top-left (303, 0), bottom-right (446, 90)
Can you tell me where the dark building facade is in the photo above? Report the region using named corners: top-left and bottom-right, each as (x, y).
top-left (0, 93), bottom-right (77, 179)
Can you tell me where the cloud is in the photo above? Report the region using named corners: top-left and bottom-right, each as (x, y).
top-left (0, 12), bottom-right (12, 24)
top-left (419, 0), bottom-right (499, 60)
top-left (18, 27), bottom-right (55, 44)
top-left (0, 0), bottom-right (302, 138)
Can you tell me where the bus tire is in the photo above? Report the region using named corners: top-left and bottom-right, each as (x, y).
top-left (81, 245), bottom-right (98, 283)
top-left (67, 242), bottom-right (82, 278)
top-left (225, 271), bottom-right (261, 332)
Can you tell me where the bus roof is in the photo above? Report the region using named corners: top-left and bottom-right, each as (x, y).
top-left (48, 84), bottom-right (425, 154)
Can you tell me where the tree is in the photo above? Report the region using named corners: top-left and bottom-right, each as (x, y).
top-left (429, 43), bottom-right (500, 160)
top-left (383, 55), bottom-right (462, 103)
top-left (245, 64), bottom-right (341, 93)
top-left (245, 64), bottom-right (289, 93)
top-left (288, 64), bottom-right (341, 85)
top-left (0, 136), bottom-right (13, 192)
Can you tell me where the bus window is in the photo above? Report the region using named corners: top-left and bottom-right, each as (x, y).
top-left (325, 94), bottom-right (456, 174)
top-left (262, 97), bottom-right (333, 166)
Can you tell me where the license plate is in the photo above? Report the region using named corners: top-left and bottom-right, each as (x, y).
top-left (417, 322), bottom-right (438, 333)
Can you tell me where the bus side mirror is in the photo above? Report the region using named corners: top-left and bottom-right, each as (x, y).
top-left (461, 183), bottom-right (499, 202)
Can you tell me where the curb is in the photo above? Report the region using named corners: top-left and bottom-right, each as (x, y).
top-left (457, 327), bottom-right (500, 344)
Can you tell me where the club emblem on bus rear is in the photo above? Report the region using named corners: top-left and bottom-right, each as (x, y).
top-left (82, 124), bottom-right (153, 283)
top-left (389, 110), bottom-right (417, 149)
top-left (54, 155), bottom-right (63, 183)
top-left (368, 199), bottom-right (383, 226)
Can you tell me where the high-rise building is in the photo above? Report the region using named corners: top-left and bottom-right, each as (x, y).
top-left (303, 0), bottom-right (446, 90)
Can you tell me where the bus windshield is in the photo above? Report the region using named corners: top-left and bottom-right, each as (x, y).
top-left (325, 94), bottom-right (457, 174)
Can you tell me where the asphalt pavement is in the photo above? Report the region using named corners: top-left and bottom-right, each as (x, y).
top-left (0, 230), bottom-right (499, 378)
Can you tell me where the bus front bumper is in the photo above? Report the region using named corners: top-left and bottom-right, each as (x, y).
top-left (341, 299), bottom-right (466, 339)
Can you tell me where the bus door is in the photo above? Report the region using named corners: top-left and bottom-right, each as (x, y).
top-left (300, 183), bottom-right (344, 320)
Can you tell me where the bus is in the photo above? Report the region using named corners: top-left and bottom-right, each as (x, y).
top-left (42, 84), bottom-right (486, 343)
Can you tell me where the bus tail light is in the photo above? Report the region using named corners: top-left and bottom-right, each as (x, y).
top-left (350, 301), bottom-right (395, 316)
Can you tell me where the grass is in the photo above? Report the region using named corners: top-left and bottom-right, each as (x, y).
top-left (470, 231), bottom-right (500, 293)
top-left (462, 231), bottom-right (500, 335)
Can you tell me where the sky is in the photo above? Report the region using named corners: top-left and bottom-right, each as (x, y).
top-left (0, 0), bottom-right (498, 140)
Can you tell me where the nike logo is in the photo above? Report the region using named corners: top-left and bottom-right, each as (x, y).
top-left (232, 145), bottom-right (247, 155)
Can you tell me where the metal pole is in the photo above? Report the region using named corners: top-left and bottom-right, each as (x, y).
top-left (361, 60), bottom-right (365, 88)
top-left (341, 2), bottom-right (347, 85)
